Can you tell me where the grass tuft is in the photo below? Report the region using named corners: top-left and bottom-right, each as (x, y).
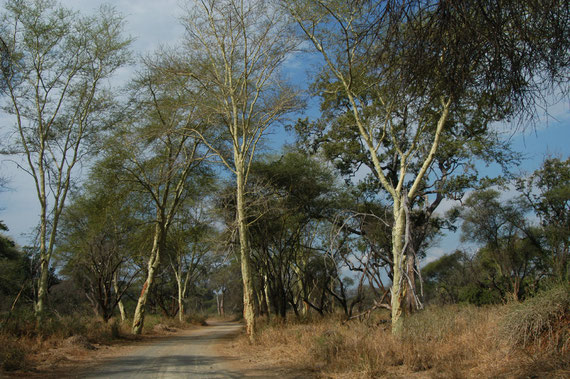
top-left (500, 284), bottom-right (569, 352)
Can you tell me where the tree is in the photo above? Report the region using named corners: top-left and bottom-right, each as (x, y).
top-left (285, 0), bottom-right (569, 334)
top-left (57, 167), bottom-right (140, 322)
top-left (517, 157), bottom-right (570, 281)
top-left (246, 150), bottom-right (340, 318)
top-left (102, 59), bottom-right (212, 334)
top-left (0, 0), bottom-right (131, 318)
top-left (169, 0), bottom-right (301, 340)
top-left (0, 223), bottom-right (29, 313)
top-left (166, 206), bottom-right (215, 322)
top-left (457, 190), bottom-right (545, 301)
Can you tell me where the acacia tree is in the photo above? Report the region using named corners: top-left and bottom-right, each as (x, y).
top-left (458, 190), bottom-right (544, 301)
top-left (103, 62), bottom-right (212, 334)
top-left (285, 0), bottom-right (569, 334)
top-left (0, 0), bottom-right (131, 318)
top-left (57, 165), bottom-right (140, 322)
top-left (167, 206), bottom-right (215, 322)
top-left (517, 158), bottom-right (570, 282)
top-left (169, 0), bottom-right (301, 340)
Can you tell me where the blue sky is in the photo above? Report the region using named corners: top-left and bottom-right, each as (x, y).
top-left (0, 0), bottom-right (568, 260)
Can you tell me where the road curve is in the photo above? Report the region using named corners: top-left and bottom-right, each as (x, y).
top-left (82, 321), bottom-right (246, 379)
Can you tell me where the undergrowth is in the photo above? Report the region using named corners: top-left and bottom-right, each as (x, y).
top-left (233, 291), bottom-right (569, 378)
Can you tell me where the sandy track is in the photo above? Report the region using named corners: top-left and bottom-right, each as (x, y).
top-left (81, 321), bottom-right (252, 379)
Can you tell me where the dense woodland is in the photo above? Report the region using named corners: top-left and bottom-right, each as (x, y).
top-left (0, 0), bottom-right (568, 375)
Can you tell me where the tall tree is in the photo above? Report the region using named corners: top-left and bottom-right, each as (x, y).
top-left (0, 0), bottom-right (131, 318)
top-left (458, 190), bottom-right (544, 301)
top-left (103, 60), bottom-right (211, 334)
top-left (57, 166), bottom-right (140, 322)
top-left (170, 0), bottom-right (301, 340)
top-left (285, 0), bottom-right (569, 334)
top-left (167, 205), bottom-right (215, 322)
top-left (517, 157), bottom-right (570, 282)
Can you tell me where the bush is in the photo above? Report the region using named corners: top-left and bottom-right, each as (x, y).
top-left (0, 336), bottom-right (28, 371)
top-left (501, 284), bottom-right (570, 351)
top-left (311, 329), bottom-right (346, 364)
top-left (185, 313), bottom-right (208, 326)
top-left (0, 308), bottom-right (37, 337)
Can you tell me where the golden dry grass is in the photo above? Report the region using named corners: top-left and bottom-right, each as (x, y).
top-left (230, 299), bottom-right (569, 378)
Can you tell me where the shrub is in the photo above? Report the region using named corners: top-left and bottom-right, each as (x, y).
top-left (501, 284), bottom-right (570, 351)
top-left (311, 329), bottom-right (346, 364)
top-left (185, 313), bottom-right (208, 326)
top-left (0, 336), bottom-right (28, 371)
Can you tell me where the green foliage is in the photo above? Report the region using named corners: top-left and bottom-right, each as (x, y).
top-left (423, 251), bottom-right (470, 304)
top-left (517, 157), bottom-right (570, 281)
top-left (0, 228), bottom-right (36, 313)
top-left (185, 313), bottom-right (208, 326)
top-left (457, 283), bottom-right (503, 306)
top-left (457, 189), bottom-right (546, 301)
top-left (57, 169), bottom-right (140, 321)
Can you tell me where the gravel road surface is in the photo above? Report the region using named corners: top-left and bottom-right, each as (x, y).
top-left (82, 321), bottom-right (247, 378)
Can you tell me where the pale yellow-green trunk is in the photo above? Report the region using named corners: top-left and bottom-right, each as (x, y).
top-left (132, 226), bottom-right (162, 335)
top-left (236, 161), bottom-right (256, 341)
top-left (263, 273), bottom-right (272, 317)
top-left (113, 272), bottom-right (127, 322)
top-left (391, 196), bottom-right (406, 335)
top-left (35, 253), bottom-right (49, 318)
top-left (177, 276), bottom-right (185, 322)
top-left (35, 192), bottom-right (49, 319)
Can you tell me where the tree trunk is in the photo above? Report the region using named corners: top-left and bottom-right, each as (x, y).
top-left (216, 293), bottom-right (221, 316)
top-left (35, 254), bottom-right (50, 319)
top-left (220, 291), bottom-right (225, 317)
top-left (391, 196), bottom-right (406, 335)
top-left (263, 273), bottom-right (272, 317)
top-left (35, 200), bottom-right (49, 319)
top-left (236, 163), bottom-right (256, 341)
top-left (132, 226), bottom-right (162, 334)
top-left (113, 272), bottom-right (127, 322)
top-left (405, 253), bottom-right (417, 314)
top-left (177, 276), bottom-right (184, 322)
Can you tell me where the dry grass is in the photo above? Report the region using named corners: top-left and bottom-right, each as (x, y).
top-left (230, 298), bottom-right (569, 378)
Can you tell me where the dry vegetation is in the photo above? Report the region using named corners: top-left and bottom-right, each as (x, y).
top-left (227, 285), bottom-right (569, 378)
top-left (0, 312), bottom-right (207, 373)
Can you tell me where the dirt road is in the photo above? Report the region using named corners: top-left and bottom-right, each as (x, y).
top-left (82, 321), bottom-right (253, 379)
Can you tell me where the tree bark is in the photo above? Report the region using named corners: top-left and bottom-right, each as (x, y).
top-left (236, 161), bottom-right (256, 341)
top-left (113, 272), bottom-right (127, 322)
top-left (177, 276), bottom-right (185, 322)
top-left (263, 273), bottom-right (272, 317)
top-left (391, 196), bottom-right (406, 335)
top-left (132, 225), bottom-right (162, 334)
